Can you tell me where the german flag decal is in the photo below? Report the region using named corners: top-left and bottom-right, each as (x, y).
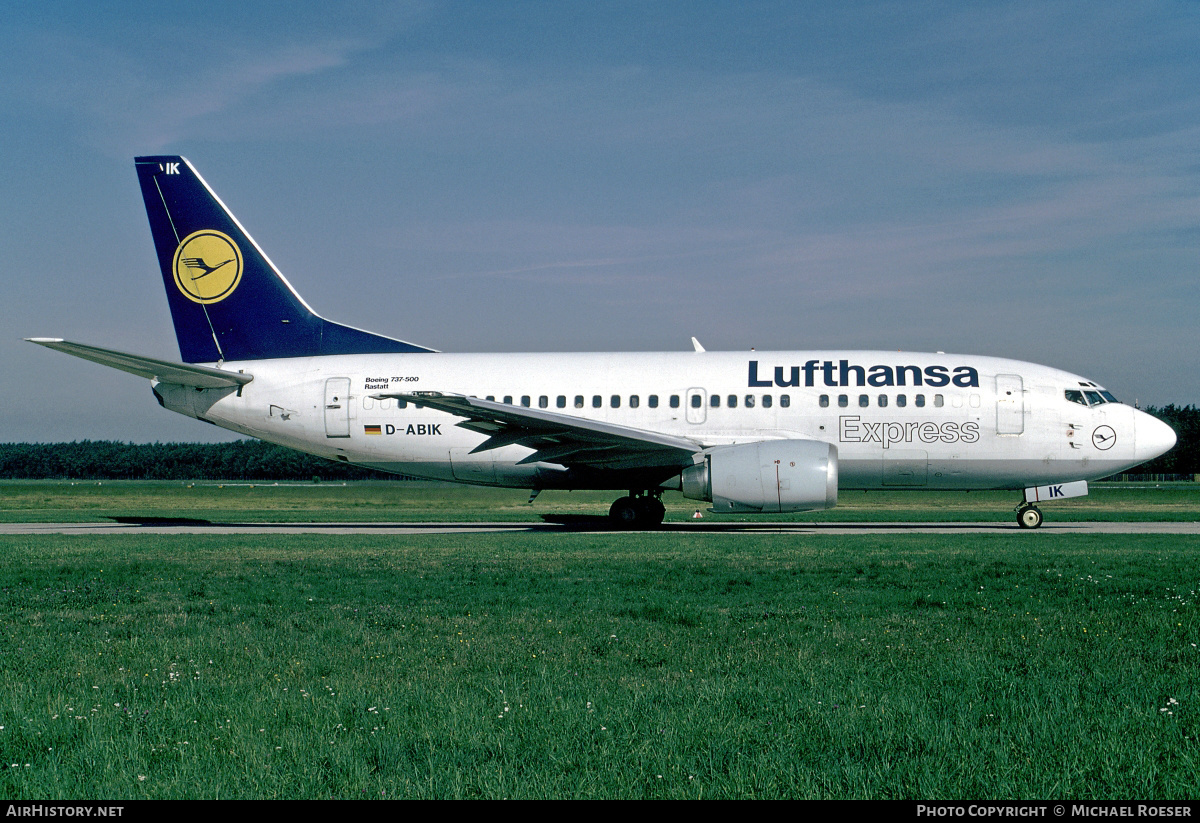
top-left (364, 425), bottom-right (382, 435)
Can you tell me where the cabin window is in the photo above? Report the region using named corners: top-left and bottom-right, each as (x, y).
top-left (670, 395), bottom-right (681, 409)
top-left (363, 396), bottom-right (374, 410)
top-left (630, 395), bottom-right (640, 408)
top-left (690, 394), bottom-right (702, 409)
top-left (878, 394), bottom-right (888, 408)
top-left (397, 399), bottom-right (408, 409)
top-left (762, 395), bottom-right (773, 408)
top-left (915, 394), bottom-right (925, 407)
top-left (933, 394), bottom-right (944, 407)
top-left (503, 396), bottom-right (513, 405)
top-left (744, 395), bottom-right (755, 408)
top-left (521, 396), bottom-right (531, 407)
top-left (780, 394), bottom-right (790, 408)
top-left (486, 395), bottom-right (495, 402)
top-left (727, 394), bottom-right (738, 408)
top-left (556, 395), bottom-right (566, 408)
top-left (819, 395), bottom-right (829, 408)
top-left (859, 394), bottom-right (869, 408)
top-left (648, 395), bottom-right (659, 408)
top-left (538, 395), bottom-right (549, 408)
top-left (897, 394), bottom-right (906, 407)
top-left (838, 394), bottom-right (848, 408)
top-left (574, 395), bottom-right (584, 408)
top-left (611, 395), bottom-right (621, 408)
top-left (593, 395), bottom-right (602, 408)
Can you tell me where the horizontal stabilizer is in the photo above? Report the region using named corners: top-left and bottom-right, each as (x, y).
top-left (26, 339), bottom-right (253, 389)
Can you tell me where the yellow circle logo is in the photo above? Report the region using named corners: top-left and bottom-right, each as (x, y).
top-left (172, 230), bottom-right (243, 304)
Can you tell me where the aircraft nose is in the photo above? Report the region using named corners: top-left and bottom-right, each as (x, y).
top-left (1135, 412), bottom-right (1177, 462)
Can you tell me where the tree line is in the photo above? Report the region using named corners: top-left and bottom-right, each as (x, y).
top-left (1136, 405), bottom-right (1199, 476)
top-left (0, 405), bottom-right (1195, 480)
top-left (0, 439), bottom-right (399, 481)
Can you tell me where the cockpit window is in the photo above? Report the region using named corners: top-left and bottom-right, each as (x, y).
top-left (1065, 388), bottom-right (1120, 407)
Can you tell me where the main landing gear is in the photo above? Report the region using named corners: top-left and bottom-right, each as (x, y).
top-left (1016, 503), bottom-right (1043, 530)
top-left (609, 491), bottom-right (666, 528)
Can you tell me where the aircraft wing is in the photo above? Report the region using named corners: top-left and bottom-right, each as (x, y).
top-left (26, 339), bottom-right (253, 389)
top-left (375, 392), bottom-right (702, 471)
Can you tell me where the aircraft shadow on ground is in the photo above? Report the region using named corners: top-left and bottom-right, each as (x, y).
top-left (107, 516), bottom-right (215, 526)
top-left (98, 514), bottom-right (1024, 532)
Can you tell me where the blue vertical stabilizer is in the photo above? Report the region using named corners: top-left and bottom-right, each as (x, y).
top-left (135, 156), bottom-right (435, 363)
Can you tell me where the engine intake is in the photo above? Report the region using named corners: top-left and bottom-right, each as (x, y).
top-left (680, 440), bottom-right (838, 513)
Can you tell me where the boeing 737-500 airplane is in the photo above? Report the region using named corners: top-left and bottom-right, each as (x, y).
top-left (29, 156), bottom-right (1177, 528)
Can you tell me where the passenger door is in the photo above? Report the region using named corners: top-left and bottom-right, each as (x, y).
top-left (996, 374), bottom-right (1024, 434)
top-left (324, 377), bottom-right (351, 438)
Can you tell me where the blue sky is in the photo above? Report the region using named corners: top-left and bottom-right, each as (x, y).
top-left (3, 1), bottom-right (1197, 442)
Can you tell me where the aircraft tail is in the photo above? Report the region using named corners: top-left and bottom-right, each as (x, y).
top-left (134, 156), bottom-right (435, 363)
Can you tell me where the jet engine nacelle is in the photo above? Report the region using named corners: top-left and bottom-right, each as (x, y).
top-left (680, 439), bottom-right (838, 513)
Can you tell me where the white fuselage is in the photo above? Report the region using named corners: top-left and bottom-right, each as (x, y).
top-left (152, 349), bottom-right (1173, 492)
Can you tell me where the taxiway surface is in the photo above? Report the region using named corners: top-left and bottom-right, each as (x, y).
top-left (4, 521), bottom-right (1198, 535)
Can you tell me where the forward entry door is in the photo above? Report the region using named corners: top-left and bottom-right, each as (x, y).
top-left (996, 374), bottom-right (1024, 434)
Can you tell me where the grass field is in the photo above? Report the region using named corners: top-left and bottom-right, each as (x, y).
top-left (2, 479), bottom-right (1198, 524)
top-left (1, 483), bottom-right (1197, 799)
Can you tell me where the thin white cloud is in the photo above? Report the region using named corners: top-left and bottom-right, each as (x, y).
top-left (3, 24), bottom-right (379, 152)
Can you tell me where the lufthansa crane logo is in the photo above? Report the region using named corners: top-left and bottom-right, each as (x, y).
top-left (172, 230), bottom-right (243, 304)
top-left (1092, 425), bottom-right (1116, 451)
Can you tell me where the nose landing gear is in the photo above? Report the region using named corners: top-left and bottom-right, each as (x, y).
top-left (1016, 503), bottom-right (1043, 529)
top-left (609, 491), bottom-right (666, 528)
